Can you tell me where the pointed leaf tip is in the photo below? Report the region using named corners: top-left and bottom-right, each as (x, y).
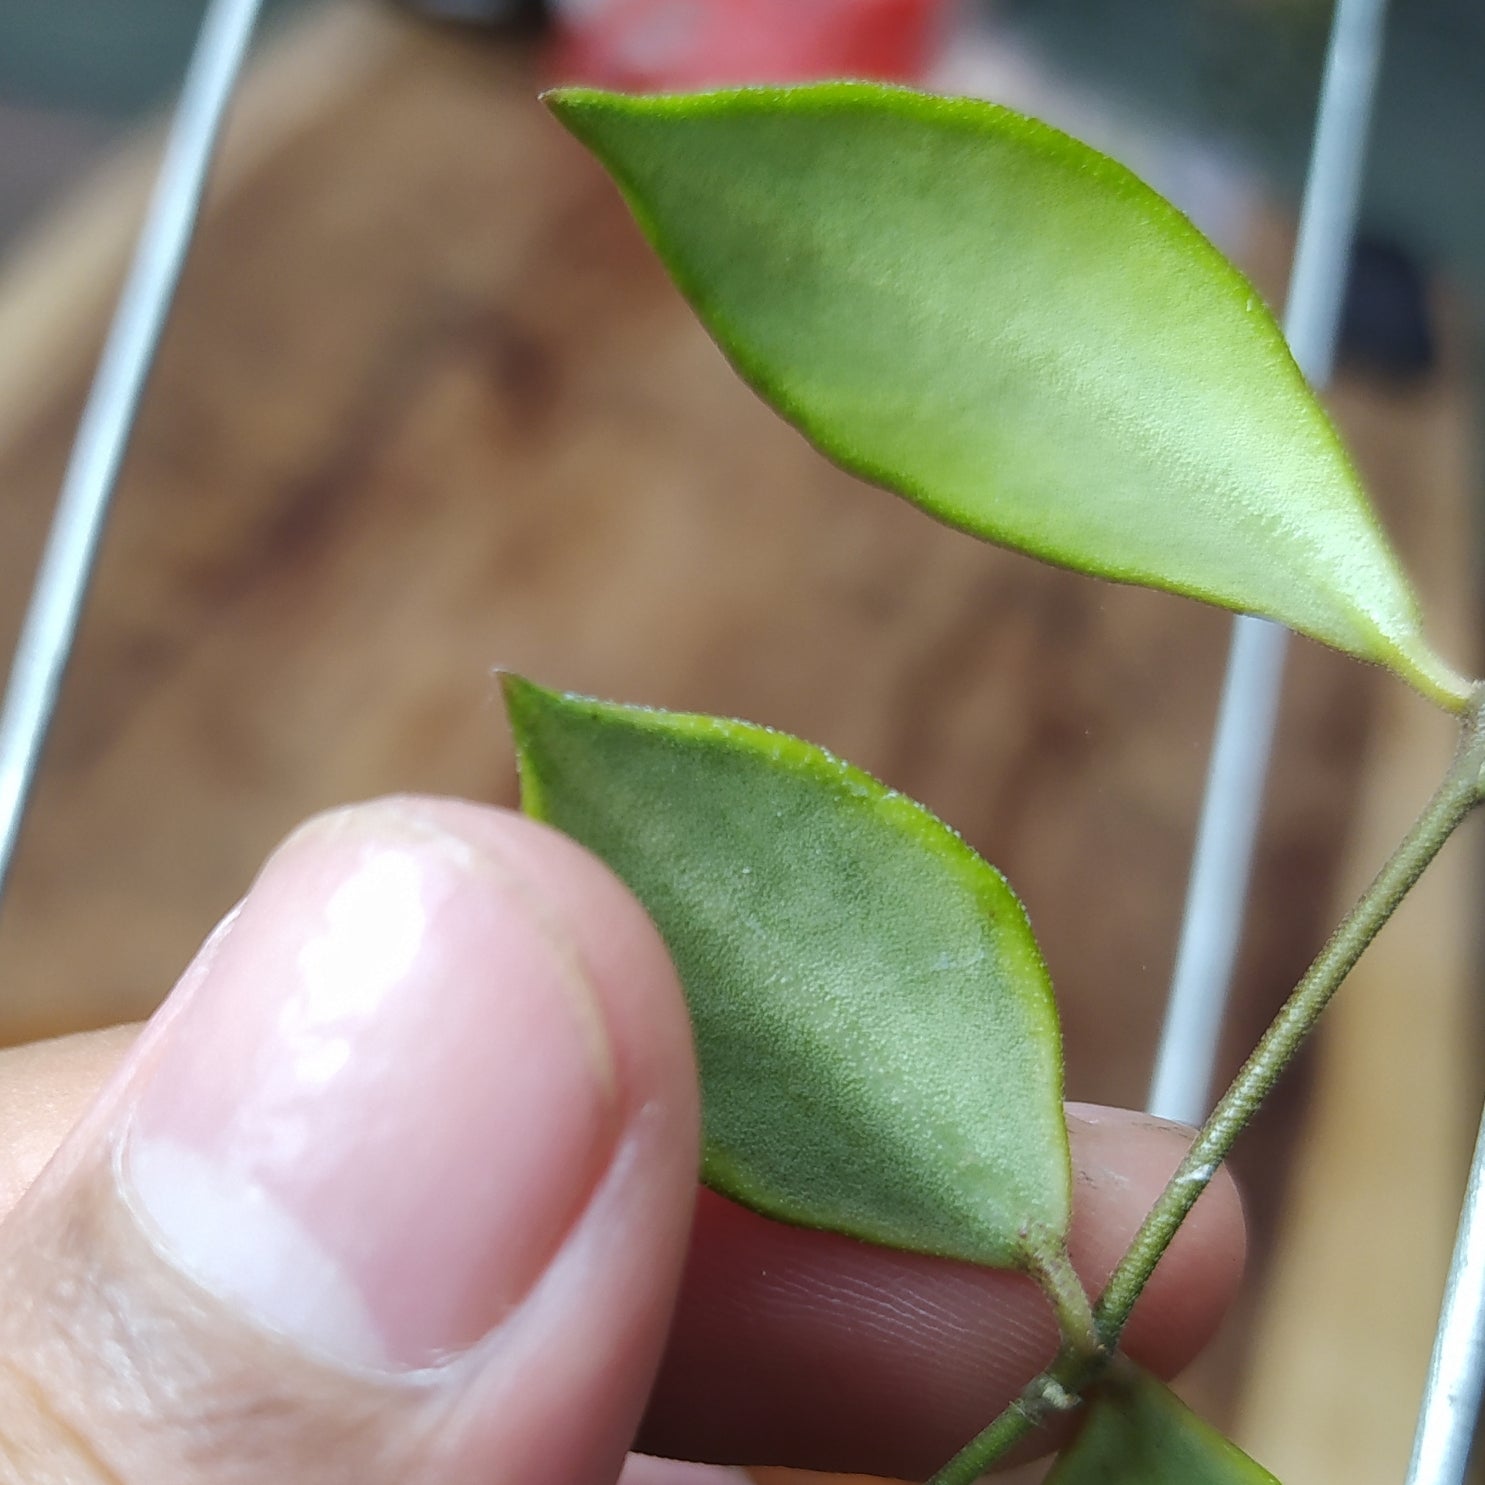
top-left (503, 674), bottom-right (1071, 1269)
top-left (551, 83), bottom-right (1469, 710)
top-left (1046, 1366), bottom-right (1281, 1484)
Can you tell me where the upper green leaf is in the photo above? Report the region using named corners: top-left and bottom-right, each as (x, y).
top-left (1046, 1365), bottom-right (1280, 1484)
top-left (503, 674), bottom-right (1070, 1270)
top-left (548, 83), bottom-right (1469, 711)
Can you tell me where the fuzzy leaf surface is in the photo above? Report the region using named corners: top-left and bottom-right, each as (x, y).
top-left (1046, 1365), bottom-right (1280, 1484)
top-left (503, 674), bottom-right (1069, 1270)
top-left (548, 83), bottom-right (1466, 709)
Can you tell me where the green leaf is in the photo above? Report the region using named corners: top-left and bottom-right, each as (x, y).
top-left (547, 83), bottom-right (1469, 711)
top-left (502, 673), bottom-right (1069, 1270)
top-left (1047, 1365), bottom-right (1280, 1484)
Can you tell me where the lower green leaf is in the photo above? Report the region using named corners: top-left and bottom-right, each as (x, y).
top-left (1047, 1364), bottom-right (1280, 1484)
top-left (502, 674), bottom-right (1070, 1271)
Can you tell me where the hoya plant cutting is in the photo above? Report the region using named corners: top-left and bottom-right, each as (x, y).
top-left (500, 82), bottom-right (1481, 1481)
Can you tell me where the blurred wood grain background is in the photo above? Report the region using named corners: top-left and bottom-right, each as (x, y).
top-left (0, 6), bottom-right (1478, 1480)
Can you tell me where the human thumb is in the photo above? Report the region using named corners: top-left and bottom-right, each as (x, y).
top-left (0, 798), bottom-right (700, 1484)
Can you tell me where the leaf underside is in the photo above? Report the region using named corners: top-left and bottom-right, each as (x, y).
top-left (504, 674), bottom-right (1070, 1271)
top-left (1046, 1365), bottom-right (1281, 1484)
top-left (548, 83), bottom-right (1465, 710)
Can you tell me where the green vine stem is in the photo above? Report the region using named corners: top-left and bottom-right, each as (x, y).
top-left (928, 686), bottom-right (1485, 1485)
top-left (1024, 1234), bottom-right (1101, 1365)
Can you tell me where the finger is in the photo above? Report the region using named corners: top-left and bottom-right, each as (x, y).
top-left (640, 1108), bottom-right (1244, 1478)
top-left (0, 962), bottom-right (1245, 1476)
top-left (0, 1016), bottom-right (1244, 1481)
top-left (0, 798), bottom-right (700, 1484)
top-left (618, 1457), bottom-right (752, 1485)
top-left (0, 1025), bottom-right (138, 1215)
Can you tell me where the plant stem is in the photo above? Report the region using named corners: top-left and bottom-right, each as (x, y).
top-left (1401, 639), bottom-right (1475, 717)
top-left (1024, 1235), bottom-right (1100, 1364)
top-left (1096, 705), bottom-right (1483, 1349)
top-left (927, 692), bottom-right (1485, 1485)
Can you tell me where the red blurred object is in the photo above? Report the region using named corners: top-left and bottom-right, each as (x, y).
top-left (548, 0), bottom-right (949, 89)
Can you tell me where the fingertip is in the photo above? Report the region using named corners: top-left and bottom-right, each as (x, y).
top-left (390, 798), bottom-right (700, 1135)
top-left (0, 1027), bottom-right (139, 1217)
top-left (641, 1104), bottom-right (1247, 1478)
top-left (0, 797), bottom-right (703, 1484)
top-left (1064, 1102), bottom-right (1246, 1374)
top-left (620, 1456), bottom-right (755, 1484)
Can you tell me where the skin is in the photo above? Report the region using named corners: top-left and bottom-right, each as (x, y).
top-left (0, 797), bottom-right (1243, 1483)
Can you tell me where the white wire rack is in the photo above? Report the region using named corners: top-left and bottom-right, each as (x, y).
top-left (0, 0), bottom-right (264, 905)
top-left (0, 1), bottom-right (1478, 1479)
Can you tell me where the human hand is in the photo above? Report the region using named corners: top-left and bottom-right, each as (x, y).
top-left (0, 798), bottom-right (1243, 1482)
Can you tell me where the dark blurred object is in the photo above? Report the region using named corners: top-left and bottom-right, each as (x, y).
top-left (994, 0), bottom-right (1485, 301)
top-left (0, 0), bottom-right (310, 116)
top-left (395, 0), bottom-right (547, 27)
top-left (547, 0), bottom-right (948, 89)
top-left (1337, 236), bottom-right (1437, 385)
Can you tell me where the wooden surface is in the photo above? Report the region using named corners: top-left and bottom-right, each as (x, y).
top-left (0, 6), bottom-right (1476, 1480)
top-left (1232, 293), bottom-right (1485, 1478)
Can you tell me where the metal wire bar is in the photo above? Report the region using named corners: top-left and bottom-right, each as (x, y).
top-left (1147, 0), bottom-right (1391, 1126)
top-left (0, 0), bottom-right (264, 916)
top-left (1408, 1098), bottom-right (1485, 1485)
top-left (6, 2), bottom-right (1474, 1472)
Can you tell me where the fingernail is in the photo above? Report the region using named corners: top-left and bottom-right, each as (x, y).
top-left (618, 1459), bottom-right (755, 1484)
top-left (122, 801), bottom-right (620, 1371)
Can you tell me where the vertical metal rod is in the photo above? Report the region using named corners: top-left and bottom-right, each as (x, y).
top-left (1147, 0), bottom-right (1390, 1126)
top-left (1407, 1100), bottom-right (1485, 1485)
top-left (0, 0), bottom-right (264, 916)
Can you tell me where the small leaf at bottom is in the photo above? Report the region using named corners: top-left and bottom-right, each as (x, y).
top-left (503, 674), bottom-right (1069, 1270)
top-left (1047, 1364), bottom-right (1280, 1484)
